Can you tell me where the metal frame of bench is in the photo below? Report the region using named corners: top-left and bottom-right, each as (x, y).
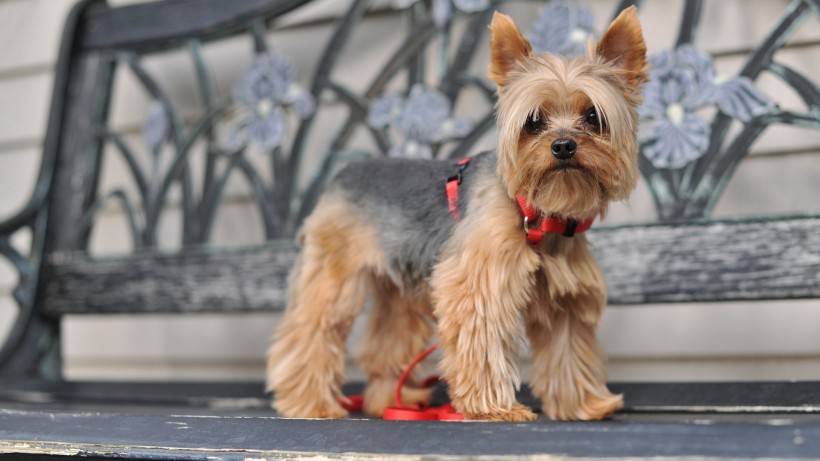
top-left (0, 0), bottom-right (819, 459)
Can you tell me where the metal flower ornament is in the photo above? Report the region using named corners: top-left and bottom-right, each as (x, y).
top-left (528, 1), bottom-right (596, 57)
top-left (142, 50), bottom-right (315, 153)
top-left (229, 51), bottom-right (315, 150)
top-left (368, 84), bottom-right (473, 158)
top-left (639, 45), bottom-right (774, 168)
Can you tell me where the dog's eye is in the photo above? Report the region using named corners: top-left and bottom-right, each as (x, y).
top-left (524, 112), bottom-right (546, 134)
top-left (584, 108), bottom-right (603, 130)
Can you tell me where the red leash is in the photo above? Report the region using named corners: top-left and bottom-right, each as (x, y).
top-left (341, 345), bottom-right (464, 421)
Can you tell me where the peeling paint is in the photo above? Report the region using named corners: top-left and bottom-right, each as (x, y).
top-left (766, 418), bottom-right (795, 426)
top-left (166, 421), bottom-right (190, 430)
top-left (206, 398), bottom-right (269, 410)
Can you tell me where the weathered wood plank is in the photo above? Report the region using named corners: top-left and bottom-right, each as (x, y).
top-left (42, 242), bottom-right (299, 314)
top-left (40, 216), bottom-right (820, 314)
top-left (0, 405), bottom-right (819, 460)
top-left (593, 216), bottom-right (820, 304)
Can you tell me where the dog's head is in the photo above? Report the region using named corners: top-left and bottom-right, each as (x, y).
top-left (490, 7), bottom-right (647, 219)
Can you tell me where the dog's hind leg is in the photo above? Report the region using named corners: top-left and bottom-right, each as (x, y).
top-left (266, 197), bottom-right (383, 418)
top-left (357, 279), bottom-right (435, 417)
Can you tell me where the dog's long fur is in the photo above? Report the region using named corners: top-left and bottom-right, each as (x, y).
top-left (267, 7), bottom-right (647, 421)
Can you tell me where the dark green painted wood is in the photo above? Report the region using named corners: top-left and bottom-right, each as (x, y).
top-left (0, 0), bottom-right (117, 379)
top-left (1, 380), bottom-right (819, 415)
top-left (80, 0), bottom-right (313, 52)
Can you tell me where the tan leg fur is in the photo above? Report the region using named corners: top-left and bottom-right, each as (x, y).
top-left (431, 174), bottom-right (540, 422)
top-left (358, 279), bottom-right (435, 417)
top-left (526, 236), bottom-right (623, 420)
top-left (266, 196), bottom-right (386, 418)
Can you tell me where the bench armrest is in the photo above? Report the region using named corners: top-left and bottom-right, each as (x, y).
top-left (0, 0), bottom-right (99, 239)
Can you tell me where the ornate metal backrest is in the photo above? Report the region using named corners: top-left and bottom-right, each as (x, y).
top-left (43, 0), bottom-right (820, 243)
top-left (0, 0), bottom-right (818, 378)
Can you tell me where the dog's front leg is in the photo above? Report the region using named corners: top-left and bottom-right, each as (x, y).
top-left (431, 226), bottom-right (540, 422)
top-left (527, 246), bottom-right (623, 421)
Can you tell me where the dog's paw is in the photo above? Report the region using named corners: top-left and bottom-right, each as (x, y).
top-left (543, 391), bottom-right (623, 421)
top-left (363, 378), bottom-right (433, 417)
top-left (463, 402), bottom-right (538, 422)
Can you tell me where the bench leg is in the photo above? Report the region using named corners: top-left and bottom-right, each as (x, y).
top-left (0, 305), bottom-right (61, 379)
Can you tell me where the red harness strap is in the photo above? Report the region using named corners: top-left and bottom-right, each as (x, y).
top-left (446, 158), bottom-right (472, 220)
top-left (515, 195), bottom-right (594, 244)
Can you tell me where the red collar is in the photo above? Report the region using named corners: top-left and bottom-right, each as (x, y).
top-left (444, 157), bottom-right (594, 244)
top-left (515, 195), bottom-right (594, 244)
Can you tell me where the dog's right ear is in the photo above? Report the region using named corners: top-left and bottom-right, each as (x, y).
top-left (596, 6), bottom-right (647, 88)
top-left (488, 12), bottom-right (532, 87)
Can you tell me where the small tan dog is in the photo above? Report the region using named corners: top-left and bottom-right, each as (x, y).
top-left (267, 7), bottom-right (647, 422)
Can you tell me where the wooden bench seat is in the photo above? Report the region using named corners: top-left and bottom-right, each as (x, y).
top-left (1, 380), bottom-right (819, 459)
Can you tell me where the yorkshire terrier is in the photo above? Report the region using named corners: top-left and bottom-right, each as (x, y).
top-left (267, 7), bottom-right (647, 421)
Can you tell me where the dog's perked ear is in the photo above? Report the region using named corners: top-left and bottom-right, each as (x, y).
top-left (488, 11), bottom-right (532, 87)
top-left (596, 6), bottom-right (648, 88)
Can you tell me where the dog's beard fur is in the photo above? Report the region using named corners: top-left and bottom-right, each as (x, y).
top-left (490, 10), bottom-right (647, 220)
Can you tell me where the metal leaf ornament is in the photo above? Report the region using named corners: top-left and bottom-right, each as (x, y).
top-left (143, 101), bottom-right (171, 152)
top-left (713, 77), bottom-right (775, 123)
top-left (368, 84), bottom-right (472, 158)
top-left (229, 51), bottom-right (315, 150)
top-left (639, 45), bottom-right (774, 169)
top-left (528, 1), bottom-right (596, 57)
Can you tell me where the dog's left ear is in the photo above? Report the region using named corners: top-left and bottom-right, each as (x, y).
top-left (488, 12), bottom-right (532, 87)
top-left (596, 6), bottom-right (647, 87)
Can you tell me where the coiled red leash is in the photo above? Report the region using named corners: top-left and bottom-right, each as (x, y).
top-left (340, 344), bottom-right (464, 421)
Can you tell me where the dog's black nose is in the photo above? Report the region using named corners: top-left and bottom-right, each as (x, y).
top-left (551, 138), bottom-right (577, 160)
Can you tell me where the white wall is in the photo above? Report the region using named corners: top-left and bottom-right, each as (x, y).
top-left (0, 0), bottom-right (819, 382)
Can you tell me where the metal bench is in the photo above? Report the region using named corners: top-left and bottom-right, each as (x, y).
top-left (1, 0), bottom-right (819, 459)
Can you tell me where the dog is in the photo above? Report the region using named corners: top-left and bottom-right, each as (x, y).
top-left (267, 7), bottom-right (647, 421)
